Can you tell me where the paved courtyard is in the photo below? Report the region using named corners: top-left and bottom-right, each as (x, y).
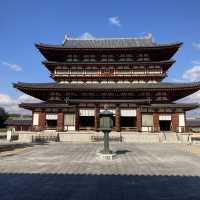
top-left (0, 142), bottom-right (200, 199)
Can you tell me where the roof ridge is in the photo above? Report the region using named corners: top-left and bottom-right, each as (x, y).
top-left (64, 33), bottom-right (153, 41)
top-left (66, 37), bottom-right (152, 41)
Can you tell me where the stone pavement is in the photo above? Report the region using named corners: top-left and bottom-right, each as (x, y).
top-left (0, 143), bottom-right (200, 199)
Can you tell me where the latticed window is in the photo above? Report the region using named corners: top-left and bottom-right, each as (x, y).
top-left (85, 67), bottom-right (98, 75)
top-left (83, 55), bottom-right (89, 62)
top-left (116, 69), bottom-right (131, 75)
top-left (65, 54), bottom-right (80, 62)
top-left (73, 55), bottom-right (78, 62)
top-left (119, 54), bottom-right (126, 61)
top-left (142, 114), bottom-right (153, 126)
top-left (66, 54), bottom-right (73, 62)
top-left (87, 70), bottom-right (98, 75)
top-left (64, 114), bottom-right (75, 126)
top-left (108, 55), bottom-right (115, 62)
top-left (143, 54), bottom-right (150, 61)
top-left (56, 69), bottom-right (70, 75)
top-left (133, 69), bottom-right (145, 74)
top-left (71, 69), bottom-right (83, 75)
top-left (100, 68), bottom-right (114, 76)
top-left (147, 66), bottom-right (161, 74)
top-left (135, 54), bottom-right (150, 61)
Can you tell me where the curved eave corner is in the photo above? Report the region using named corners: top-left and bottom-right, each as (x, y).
top-left (13, 82), bottom-right (19, 89)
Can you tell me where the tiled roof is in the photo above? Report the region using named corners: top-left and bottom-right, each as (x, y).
top-left (63, 37), bottom-right (154, 48)
top-left (36, 35), bottom-right (182, 49)
top-left (5, 119), bottom-right (32, 126)
top-left (13, 82), bottom-right (200, 90)
top-left (187, 119), bottom-right (200, 127)
top-left (146, 103), bottom-right (199, 108)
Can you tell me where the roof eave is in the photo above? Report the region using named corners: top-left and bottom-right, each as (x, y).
top-left (35, 42), bottom-right (183, 51)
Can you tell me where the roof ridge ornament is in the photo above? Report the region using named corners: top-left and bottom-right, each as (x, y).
top-left (63, 34), bottom-right (70, 45)
top-left (145, 33), bottom-right (155, 44)
top-left (145, 33), bottom-right (152, 39)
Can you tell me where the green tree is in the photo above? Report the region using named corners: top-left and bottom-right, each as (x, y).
top-left (0, 107), bottom-right (8, 128)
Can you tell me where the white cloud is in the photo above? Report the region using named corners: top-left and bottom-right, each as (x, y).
top-left (1, 61), bottom-right (22, 72)
top-left (192, 60), bottom-right (200, 65)
top-left (192, 42), bottom-right (200, 50)
top-left (171, 61), bottom-right (200, 82)
top-left (109, 16), bottom-right (121, 27)
top-left (79, 32), bottom-right (95, 40)
top-left (174, 64), bottom-right (200, 118)
top-left (182, 65), bottom-right (200, 81)
top-left (0, 93), bottom-right (41, 114)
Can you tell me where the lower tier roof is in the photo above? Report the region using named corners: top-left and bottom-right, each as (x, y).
top-left (20, 102), bottom-right (199, 111)
top-left (13, 81), bottom-right (200, 102)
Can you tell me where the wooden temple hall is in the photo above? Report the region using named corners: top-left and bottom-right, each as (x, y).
top-left (14, 34), bottom-right (200, 133)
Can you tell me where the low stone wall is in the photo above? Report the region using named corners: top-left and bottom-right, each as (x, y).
top-left (18, 131), bottom-right (37, 143)
top-left (59, 131), bottom-right (123, 143)
top-left (16, 131), bottom-right (193, 144)
top-left (122, 133), bottom-right (159, 143)
top-left (59, 132), bottom-right (92, 143)
top-left (177, 133), bottom-right (191, 144)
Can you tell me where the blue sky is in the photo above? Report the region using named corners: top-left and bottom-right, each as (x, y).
top-left (0, 0), bottom-right (200, 115)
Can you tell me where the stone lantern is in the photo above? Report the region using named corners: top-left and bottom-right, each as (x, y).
top-left (97, 106), bottom-right (116, 159)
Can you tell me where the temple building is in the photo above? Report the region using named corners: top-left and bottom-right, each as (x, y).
top-left (14, 34), bottom-right (200, 133)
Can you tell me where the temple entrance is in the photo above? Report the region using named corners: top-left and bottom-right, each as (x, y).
top-left (120, 109), bottom-right (137, 130)
top-left (79, 116), bottom-right (95, 128)
top-left (121, 117), bottom-right (136, 128)
top-left (79, 109), bottom-right (95, 130)
top-left (46, 113), bottom-right (57, 129)
top-left (46, 119), bottom-right (57, 129)
top-left (159, 114), bottom-right (171, 131)
top-left (159, 120), bottom-right (171, 131)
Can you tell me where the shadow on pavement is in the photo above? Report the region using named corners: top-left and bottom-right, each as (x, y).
top-left (0, 142), bottom-right (49, 154)
top-left (0, 173), bottom-right (199, 200)
top-left (115, 149), bottom-right (131, 155)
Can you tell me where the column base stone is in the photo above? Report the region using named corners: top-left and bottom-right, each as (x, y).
top-left (96, 152), bottom-right (116, 160)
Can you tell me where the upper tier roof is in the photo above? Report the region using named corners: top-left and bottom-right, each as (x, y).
top-left (36, 34), bottom-right (182, 49)
top-left (62, 35), bottom-right (154, 48)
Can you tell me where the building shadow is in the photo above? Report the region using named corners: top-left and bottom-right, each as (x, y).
top-left (0, 173), bottom-right (199, 200)
top-left (0, 142), bottom-right (50, 155)
top-left (115, 149), bottom-right (131, 155)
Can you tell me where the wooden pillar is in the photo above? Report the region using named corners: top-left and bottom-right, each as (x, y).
top-left (32, 111), bottom-right (34, 128)
top-left (171, 112), bottom-right (179, 132)
top-left (95, 106), bottom-right (100, 131)
top-left (136, 109), bottom-right (141, 132)
top-left (39, 112), bottom-right (46, 130)
top-left (153, 112), bottom-right (160, 132)
top-left (115, 106), bottom-right (121, 132)
top-left (57, 112), bottom-right (64, 131)
top-left (75, 106), bottom-right (79, 131)
top-left (184, 112), bottom-right (187, 132)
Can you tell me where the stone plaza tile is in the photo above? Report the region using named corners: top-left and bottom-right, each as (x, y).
top-left (0, 143), bottom-right (200, 199)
